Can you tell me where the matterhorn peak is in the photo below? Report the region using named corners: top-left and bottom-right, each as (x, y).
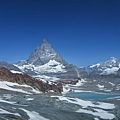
top-left (40, 39), bottom-right (51, 49)
top-left (25, 39), bottom-right (67, 66)
top-left (43, 38), bottom-right (49, 43)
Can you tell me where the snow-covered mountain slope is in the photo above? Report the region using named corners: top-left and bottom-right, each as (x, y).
top-left (86, 57), bottom-right (120, 75)
top-left (0, 81), bottom-right (40, 94)
top-left (15, 39), bottom-right (79, 79)
top-left (0, 67), bottom-right (64, 93)
top-left (15, 60), bottom-right (66, 74)
top-left (18, 39), bottom-right (67, 66)
top-left (0, 61), bottom-right (21, 72)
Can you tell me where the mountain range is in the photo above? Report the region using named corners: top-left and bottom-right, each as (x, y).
top-left (86, 57), bottom-right (120, 75)
top-left (0, 39), bottom-right (120, 120)
top-left (14, 39), bottom-right (79, 80)
top-left (0, 39), bottom-right (120, 80)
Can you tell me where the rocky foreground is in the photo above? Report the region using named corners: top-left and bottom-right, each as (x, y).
top-left (0, 90), bottom-right (94, 120)
top-left (0, 89), bottom-right (120, 120)
top-left (0, 67), bottom-right (120, 120)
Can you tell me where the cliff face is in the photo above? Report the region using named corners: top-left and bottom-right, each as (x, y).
top-left (0, 67), bottom-right (63, 93)
top-left (27, 39), bottom-right (67, 66)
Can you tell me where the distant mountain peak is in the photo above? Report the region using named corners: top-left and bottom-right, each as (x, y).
top-left (86, 57), bottom-right (120, 75)
top-left (40, 39), bottom-right (52, 50)
top-left (42, 39), bottom-right (51, 47)
top-left (16, 39), bottom-right (67, 67)
top-left (26, 39), bottom-right (66, 66)
top-left (15, 39), bottom-right (78, 79)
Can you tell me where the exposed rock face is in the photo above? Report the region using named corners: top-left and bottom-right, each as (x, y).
top-left (0, 67), bottom-right (63, 93)
top-left (15, 39), bottom-right (79, 79)
top-left (27, 39), bottom-right (67, 66)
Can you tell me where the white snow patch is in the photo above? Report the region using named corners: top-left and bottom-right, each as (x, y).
top-left (103, 67), bottom-right (119, 74)
top-left (26, 98), bottom-right (34, 101)
top-left (89, 63), bottom-right (100, 68)
top-left (16, 60), bottom-right (66, 73)
top-left (33, 74), bottom-right (60, 81)
top-left (52, 96), bottom-right (115, 109)
top-left (0, 108), bottom-right (20, 116)
top-left (73, 90), bottom-right (93, 93)
top-left (77, 108), bottom-right (115, 119)
top-left (19, 108), bottom-right (49, 120)
top-left (10, 70), bottom-right (23, 74)
top-left (71, 79), bottom-right (86, 87)
top-left (49, 90), bottom-right (54, 92)
top-left (62, 86), bottom-right (71, 94)
top-left (3, 94), bottom-right (13, 99)
top-left (104, 89), bottom-right (112, 92)
top-left (51, 96), bottom-right (115, 120)
top-left (0, 81), bottom-right (40, 94)
top-left (97, 84), bottom-right (104, 88)
top-left (109, 82), bottom-right (115, 86)
top-left (62, 79), bottom-right (88, 94)
top-left (94, 118), bottom-right (99, 120)
top-left (0, 99), bottom-right (16, 104)
top-left (34, 60), bottom-right (66, 73)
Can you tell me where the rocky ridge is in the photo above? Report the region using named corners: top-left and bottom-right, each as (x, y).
top-left (15, 39), bottom-right (79, 79)
top-left (0, 67), bottom-right (63, 93)
top-left (1, 39), bottom-right (120, 80)
top-left (0, 40), bottom-right (120, 120)
top-left (85, 57), bottom-right (120, 75)
top-left (27, 39), bottom-right (67, 66)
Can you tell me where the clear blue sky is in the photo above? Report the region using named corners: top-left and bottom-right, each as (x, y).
top-left (0, 0), bottom-right (120, 67)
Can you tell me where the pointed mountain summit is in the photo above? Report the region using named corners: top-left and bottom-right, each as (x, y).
top-left (43, 38), bottom-right (49, 43)
top-left (15, 39), bottom-right (78, 79)
top-left (27, 39), bottom-right (67, 66)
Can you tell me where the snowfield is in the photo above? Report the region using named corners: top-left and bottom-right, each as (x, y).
top-left (52, 96), bottom-right (115, 120)
top-left (0, 81), bottom-right (40, 94)
top-left (15, 60), bottom-right (66, 73)
top-left (102, 67), bottom-right (119, 74)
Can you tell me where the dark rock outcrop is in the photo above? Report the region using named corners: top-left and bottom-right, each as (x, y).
top-left (0, 67), bottom-right (63, 93)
